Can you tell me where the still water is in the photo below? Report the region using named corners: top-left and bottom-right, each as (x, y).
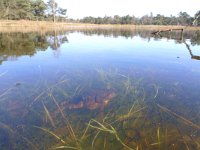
top-left (0, 29), bottom-right (200, 150)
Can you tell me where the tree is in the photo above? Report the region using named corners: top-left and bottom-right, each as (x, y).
top-left (193, 10), bottom-right (200, 26)
top-left (0, 0), bottom-right (17, 20)
top-left (47, 0), bottom-right (57, 22)
top-left (16, 0), bottom-right (33, 20)
top-left (0, 0), bottom-right (34, 20)
top-left (121, 15), bottom-right (134, 24)
top-left (140, 15), bottom-right (151, 25)
top-left (47, 0), bottom-right (67, 22)
top-left (57, 7), bottom-right (67, 21)
top-left (178, 12), bottom-right (191, 25)
top-left (113, 15), bottom-right (120, 24)
top-left (31, 0), bottom-right (47, 20)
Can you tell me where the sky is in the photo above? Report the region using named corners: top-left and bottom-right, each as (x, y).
top-left (54, 0), bottom-right (200, 19)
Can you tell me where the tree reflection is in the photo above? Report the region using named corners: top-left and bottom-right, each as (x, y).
top-left (0, 29), bottom-right (199, 64)
top-left (151, 30), bottom-right (200, 60)
top-left (184, 41), bottom-right (200, 60)
top-left (0, 31), bottom-right (69, 64)
top-left (191, 31), bottom-right (200, 46)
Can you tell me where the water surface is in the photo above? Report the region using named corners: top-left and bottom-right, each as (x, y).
top-left (0, 29), bottom-right (200, 150)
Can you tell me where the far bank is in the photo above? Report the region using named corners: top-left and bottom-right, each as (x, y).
top-left (0, 20), bottom-right (199, 33)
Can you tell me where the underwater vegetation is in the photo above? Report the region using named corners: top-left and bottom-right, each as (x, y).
top-left (0, 29), bottom-right (200, 150)
top-left (0, 67), bottom-right (199, 150)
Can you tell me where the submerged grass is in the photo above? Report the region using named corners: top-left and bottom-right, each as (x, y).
top-left (2, 68), bottom-right (199, 149)
top-left (157, 104), bottom-right (200, 130)
top-left (0, 71), bottom-right (8, 77)
top-left (52, 146), bottom-right (78, 149)
top-left (0, 87), bottom-right (12, 100)
top-left (29, 77), bottom-right (69, 107)
top-left (117, 106), bottom-right (146, 122)
top-left (43, 102), bottom-right (55, 128)
top-left (87, 119), bottom-right (134, 150)
top-left (0, 121), bottom-right (38, 150)
top-left (33, 126), bottom-right (66, 144)
top-left (49, 92), bottom-right (80, 149)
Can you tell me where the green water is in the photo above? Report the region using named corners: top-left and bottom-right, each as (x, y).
top-left (0, 29), bottom-right (200, 150)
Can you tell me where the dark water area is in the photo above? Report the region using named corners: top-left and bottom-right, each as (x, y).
top-left (0, 29), bottom-right (200, 150)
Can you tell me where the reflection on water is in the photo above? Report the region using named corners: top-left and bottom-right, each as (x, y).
top-left (0, 29), bottom-right (200, 64)
top-left (0, 29), bottom-right (200, 149)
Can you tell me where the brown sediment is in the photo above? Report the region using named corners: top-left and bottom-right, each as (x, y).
top-left (60, 89), bottom-right (116, 110)
top-left (5, 100), bottom-right (28, 117)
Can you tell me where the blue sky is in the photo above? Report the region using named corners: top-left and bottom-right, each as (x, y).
top-left (54, 0), bottom-right (200, 19)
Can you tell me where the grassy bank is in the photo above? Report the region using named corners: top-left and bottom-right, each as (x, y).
top-left (0, 20), bottom-right (200, 33)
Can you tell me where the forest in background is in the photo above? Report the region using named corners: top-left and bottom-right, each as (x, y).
top-left (0, 0), bottom-right (67, 22)
top-left (79, 11), bottom-right (200, 26)
top-left (0, 0), bottom-right (199, 26)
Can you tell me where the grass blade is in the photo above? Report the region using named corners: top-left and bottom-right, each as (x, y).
top-left (52, 146), bottom-right (78, 149)
top-left (157, 104), bottom-right (200, 130)
top-left (43, 102), bottom-right (55, 128)
top-left (33, 126), bottom-right (66, 144)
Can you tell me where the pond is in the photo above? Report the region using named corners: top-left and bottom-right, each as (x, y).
top-left (0, 29), bottom-right (200, 150)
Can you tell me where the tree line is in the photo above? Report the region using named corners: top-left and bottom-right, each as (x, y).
top-left (0, 0), bottom-right (199, 26)
top-left (0, 0), bottom-right (67, 22)
top-left (79, 11), bottom-right (200, 26)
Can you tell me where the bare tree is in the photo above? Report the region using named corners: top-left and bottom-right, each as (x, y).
top-left (47, 0), bottom-right (67, 23)
top-left (47, 0), bottom-right (57, 22)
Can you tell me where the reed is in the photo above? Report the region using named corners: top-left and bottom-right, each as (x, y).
top-left (0, 20), bottom-right (200, 33)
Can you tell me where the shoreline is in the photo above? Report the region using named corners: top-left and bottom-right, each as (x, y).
top-left (0, 20), bottom-right (199, 33)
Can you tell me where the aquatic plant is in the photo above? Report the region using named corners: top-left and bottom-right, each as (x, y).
top-left (87, 119), bottom-right (135, 150)
top-left (1, 66), bottom-right (200, 149)
top-left (0, 121), bottom-right (38, 150)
